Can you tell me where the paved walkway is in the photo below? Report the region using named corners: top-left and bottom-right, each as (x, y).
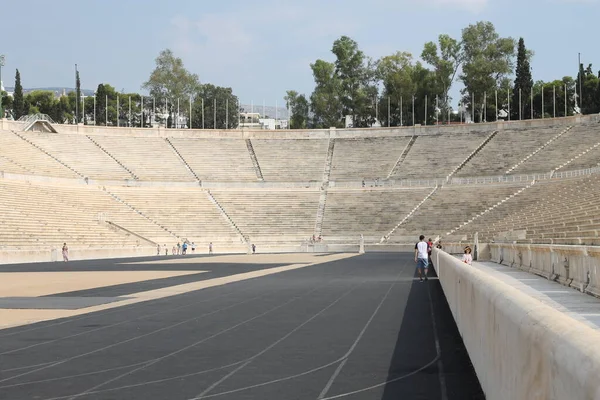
top-left (476, 260), bottom-right (600, 330)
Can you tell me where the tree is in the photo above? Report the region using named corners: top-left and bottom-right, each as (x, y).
top-left (142, 49), bottom-right (201, 108)
top-left (95, 84), bottom-right (107, 125)
top-left (309, 60), bottom-right (343, 128)
top-left (421, 34), bottom-right (463, 121)
top-left (460, 21), bottom-right (516, 122)
top-left (1, 91), bottom-right (13, 117)
top-left (376, 52), bottom-right (440, 126)
top-left (532, 78), bottom-right (576, 118)
top-left (511, 38), bottom-right (533, 120)
top-left (331, 36), bottom-right (375, 127)
top-left (13, 69), bottom-right (25, 119)
top-left (75, 69), bottom-right (81, 123)
top-left (25, 91), bottom-right (57, 118)
top-left (191, 84), bottom-right (239, 129)
top-left (576, 64), bottom-right (600, 114)
top-left (284, 90), bottom-right (309, 129)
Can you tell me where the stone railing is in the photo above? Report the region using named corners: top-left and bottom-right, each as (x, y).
top-left (489, 242), bottom-right (600, 299)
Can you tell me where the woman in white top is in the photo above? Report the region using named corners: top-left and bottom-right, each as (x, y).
top-left (462, 246), bottom-right (473, 265)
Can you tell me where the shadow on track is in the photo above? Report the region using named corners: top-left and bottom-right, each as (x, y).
top-left (381, 266), bottom-right (485, 399)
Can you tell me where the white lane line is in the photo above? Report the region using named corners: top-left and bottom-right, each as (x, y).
top-left (317, 280), bottom-right (397, 399)
top-left (0, 289), bottom-right (278, 386)
top-left (195, 282), bottom-right (363, 398)
top-left (0, 285), bottom-right (257, 357)
top-left (62, 284), bottom-right (329, 400)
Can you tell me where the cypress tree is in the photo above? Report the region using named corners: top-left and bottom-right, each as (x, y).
top-left (13, 69), bottom-right (25, 119)
top-left (76, 70), bottom-right (81, 123)
top-left (511, 38), bottom-right (533, 120)
top-left (95, 84), bottom-right (106, 125)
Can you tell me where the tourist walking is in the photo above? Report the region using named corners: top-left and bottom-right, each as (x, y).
top-left (414, 235), bottom-right (429, 282)
top-left (191, 242), bottom-right (196, 253)
top-left (164, 244), bottom-right (168, 256)
top-left (252, 244), bottom-right (256, 254)
top-left (62, 243), bottom-right (69, 262)
top-left (177, 242), bottom-right (181, 255)
top-left (209, 242), bottom-right (213, 254)
top-left (182, 242), bottom-right (188, 255)
top-left (157, 244), bottom-right (161, 256)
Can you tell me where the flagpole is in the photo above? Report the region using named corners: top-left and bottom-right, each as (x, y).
top-left (177, 98), bottom-right (180, 129)
top-left (519, 88), bottom-right (522, 120)
top-left (213, 98), bottom-right (216, 129)
top-left (75, 64), bottom-right (78, 124)
top-left (541, 86), bottom-right (545, 119)
top-left (189, 95), bottom-right (192, 129)
top-left (226, 98), bottom-right (229, 129)
top-left (495, 90), bottom-right (498, 121)
top-left (553, 86), bottom-right (556, 118)
top-left (202, 98), bottom-right (205, 129)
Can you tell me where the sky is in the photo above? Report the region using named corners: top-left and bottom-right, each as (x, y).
top-left (1, 0), bottom-right (598, 107)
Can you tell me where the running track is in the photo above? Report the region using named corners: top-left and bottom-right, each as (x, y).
top-left (0, 253), bottom-right (484, 399)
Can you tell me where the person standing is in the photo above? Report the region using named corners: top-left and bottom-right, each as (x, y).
top-left (176, 242), bottom-right (181, 255)
top-left (209, 242), bottom-right (213, 254)
top-left (182, 242), bottom-right (188, 255)
top-left (164, 244), bottom-right (168, 256)
top-left (414, 235), bottom-right (429, 282)
top-left (462, 246), bottom-right (473, 265)
top-left (191, 242), bottom-right (196, 253)
top-left (157, 244), bottom-right (161, 256)
top-left (251, 244), bottom-right (256, 254)
top-left (62, 243), bottom-right (69, 262)
top-left (427, 237), bottom-right (434, 268)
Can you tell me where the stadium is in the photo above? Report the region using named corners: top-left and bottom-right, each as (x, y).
top-left (1, 114), bottom-right (600, 398)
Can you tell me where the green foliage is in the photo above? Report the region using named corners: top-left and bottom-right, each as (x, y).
top-left (284, 90), bottom-right (309, 129)
top-left (331, 36), bottom-right (375, 127)
top-left (142, 49), bottom-right (201, 105)
top-left (1, 91), bottom-right (13, 116)
top-left (75, 69), bottom-right (81, 123)
top-left (576, 64), bottom-right (600, 114)
top-left (191, 84), bottom-right (239, 129)
top-left (532, 78), bottom-right (576, 118)
top-left (511, 38), bottom-right (533, 120)
top-left (13, 69), bottom-right (25, 119)
top-left (460, 21), bottom-right (516, 120)
top-left (375, 52), bottom-right (439, 126)
top-left (95, 84), bottom-right (107, 125)
top-left (421, 34), bottom-right (463, 115)
top-left (309, 60), bottom-right (343, 128)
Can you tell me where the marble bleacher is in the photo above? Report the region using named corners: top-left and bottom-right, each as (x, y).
top-left (330, 137), bottom-right (411, 181)
top-left (88, 135), bottom-right (195, 181)
top-left (392, 132), bottom-right (489, 179)
top-left (456, 127), bottom-right (562, 177)
top-left (0, 131), bottom-right (79, 178)
top-left (210, 189), bottom-right (320, 243)
top-left (392, 183), bottom-right (527, 240)
top-left (24, 132), bottom-right (133, 180)
top-left (322, 188), bottom-right (432, 240)
top-left (251, 139), bottom-right (328, 181)
top-left (169, 138), bottom-right (258, 181)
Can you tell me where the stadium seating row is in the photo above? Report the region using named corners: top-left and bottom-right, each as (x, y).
top-left (1, 123), bottom-right (598, 183)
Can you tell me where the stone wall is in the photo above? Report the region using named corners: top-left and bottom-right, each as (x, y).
top-left (433, 248), bottom-right (600, 400)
